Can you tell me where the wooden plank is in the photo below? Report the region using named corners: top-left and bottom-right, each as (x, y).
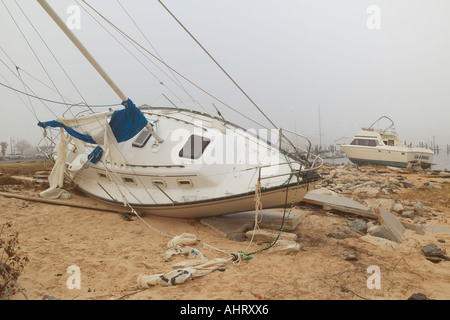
top-left (0, 191), bottom-right (130, 214)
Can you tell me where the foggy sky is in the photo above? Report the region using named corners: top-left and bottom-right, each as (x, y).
top-left (0, 0), bottom-right (449, 152)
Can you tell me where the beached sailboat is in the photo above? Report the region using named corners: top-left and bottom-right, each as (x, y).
top-left (340, 116), bottom-right (434, 169)
top-left (15, 1), bottom-right (323, 218)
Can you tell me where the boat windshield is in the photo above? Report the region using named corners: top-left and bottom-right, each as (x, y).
top-left (350, 138), bottom-right (377, 147)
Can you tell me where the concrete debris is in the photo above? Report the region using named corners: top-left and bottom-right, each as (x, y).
top-left (376, 208), bottom-right (405, 243)
top-left (414, 201), bottom-right (425, 215)
top-left (401, 211), bottom-right (415, 218)
top-left (425, 225), bottom-right (450, 234)
top-left (245, 229), bottom-right (298, 242)
top-left (347, 219), bottom-right (367, 234)
top-left (302, 192), bottom-right (378, 219)
top-left (367, 225), bottom-right (390, 240)
top-left (393, 203), bottom-right (404, 213)
top-left (200, 210), bottom-right (303, 237)
top-left (268, 240), bottom-right (301, 254)
top-left (359, 235), bottom-right (400, 251)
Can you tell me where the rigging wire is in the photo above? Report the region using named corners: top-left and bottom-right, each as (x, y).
top-left (80, 0), bottom-right (271, 131)
top-left (0, 0), bottom-right (71, 116)
top-left (74, 0), bottom-right (189, 110)
top-left (115, 0), bottom-right (210, 115)
top-left (0, 80), bottom-right (121, 108)
top-left (156, 0), bottom-right (277, 129)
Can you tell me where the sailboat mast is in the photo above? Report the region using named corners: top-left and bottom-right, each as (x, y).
top-left (37, 0), bottom-right (164, 143)
top-left (37, 0), bottom-right (127, 102)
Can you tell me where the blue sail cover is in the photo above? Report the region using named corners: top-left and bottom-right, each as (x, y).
top-left (38, 98), bottom-right (148, 163)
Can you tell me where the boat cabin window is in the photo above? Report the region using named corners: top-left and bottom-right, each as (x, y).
top-left (350, 139), bottom-right (377, 147)
top-left (179, 135), bottom-right (211, 159)
top-left (132, 129), bottom-right (152, 148)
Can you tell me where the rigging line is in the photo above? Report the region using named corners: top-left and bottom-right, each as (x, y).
top-left (0, 80), bottom-right (121, 108)
top-left (0, 45), bottom-right (83, 108)
top-left (16, 66), bottom-right (38, 119)
top-left (0, 46), bottom-right (39, 119)
top-left (0, 72), bottom-right (40, 122)
top-left (80, 0), bottom-right (271, 131)
top-left (0, 55), bottom-right (58, 119)
top-left (23, 0), bottom-right (146, 199)
top-left (10, 3), bottom-right (159, 231)
top-left (115, 0), bottom-right (211, 115)
top-left (156, 0), bottom-right (304, 160)
top-left (1, 0), bottom-right (71, 114)
top-left (156, 0), bottom-right (278, 130)
top-left (74, 0), bottom-right (187, 109)
top-left (14, 0), bottom-right (89, 122)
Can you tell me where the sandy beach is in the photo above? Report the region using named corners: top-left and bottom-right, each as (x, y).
top-left (1, 161), bottom-right (449, 301)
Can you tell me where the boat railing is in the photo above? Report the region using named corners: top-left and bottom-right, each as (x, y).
top-left (278, 127), bottom-right (323, 168)
top-left (255, 127), bottom-right (323, 183)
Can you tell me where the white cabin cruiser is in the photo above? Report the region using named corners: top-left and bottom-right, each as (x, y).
top-left (340, 116), bottom-right (434, 169)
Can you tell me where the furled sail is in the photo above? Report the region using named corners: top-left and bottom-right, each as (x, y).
top-left (38, 98), bottom-right (147, 165)
top-left (37, 98), bottom-right (148, 199)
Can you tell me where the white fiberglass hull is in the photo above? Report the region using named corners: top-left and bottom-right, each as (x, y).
top-left (79, 180), bottom-right (315, 218)
top-left (340, 145), bottom-right (434, 168)
top-left (61, 107), bottom-right (321, 218)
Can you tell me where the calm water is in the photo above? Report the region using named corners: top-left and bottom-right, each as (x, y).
top-left (323, 152), bottom-right (450, 171)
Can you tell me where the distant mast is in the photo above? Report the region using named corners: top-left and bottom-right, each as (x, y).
top-left (318, 105), bottom-right (323, 149)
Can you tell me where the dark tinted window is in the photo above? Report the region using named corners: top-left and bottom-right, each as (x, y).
top-left (132, 129), bottom-right (152, 148)
top-left (179, 135), bottom-right (211, 159)
top-left (350, 139), bottom-right (377, 147)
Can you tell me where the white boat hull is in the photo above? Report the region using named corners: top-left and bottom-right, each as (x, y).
top-left (340, 145), bottom-right (434, 168)
top-left (79, 180), bottom-right (315, 218)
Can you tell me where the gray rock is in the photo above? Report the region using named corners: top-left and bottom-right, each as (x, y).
top-left (400, 181), bottom-right (414, 188)
top-left (393, 204), bottom-right (404, 213)
top-left (343, 250), bottom-right (358, 261)
top-left (402, 211), bottom-right (415, 218)
top-left (347, 219), bottom-right (367, 234)
top-left (326, 232), bottom-right (349, 240)
top-left (421, 244), bottom-right (450, 260)
top-left (408, 293), bottom-right (428, 300)
top-left (414, 201), bottom-right (425, 215)
top-left (367, 225), bottom-right (390, 240)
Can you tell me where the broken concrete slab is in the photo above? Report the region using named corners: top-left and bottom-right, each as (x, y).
top-left (360, 235), bottom-right (400, 251)
top-left (375, 208), bottom-right (405, 243)
top-left (425, 225), bottom-right (450, 234)
top-left (200, 210), bottom-right (303, 236)
top-left (302, 192), bottom-right (378, 219)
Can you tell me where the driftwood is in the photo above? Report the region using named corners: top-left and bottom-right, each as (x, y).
top-left (0, 191), bottom-right (130, 214)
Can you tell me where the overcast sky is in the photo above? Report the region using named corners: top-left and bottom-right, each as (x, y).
top-left (0, 0), bottom-right (449, 152)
